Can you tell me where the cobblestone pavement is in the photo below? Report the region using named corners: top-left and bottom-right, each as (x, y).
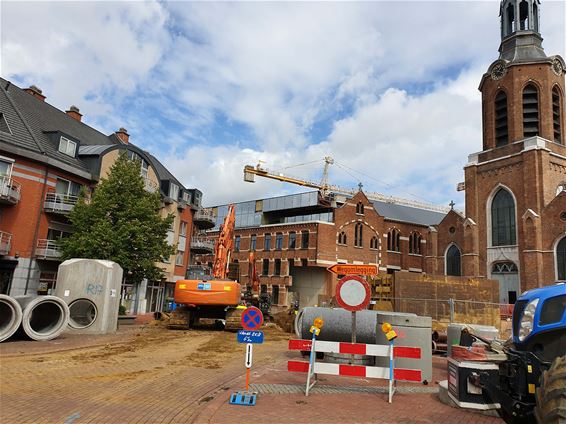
top-left (1, 323), bottom-right (503, 424)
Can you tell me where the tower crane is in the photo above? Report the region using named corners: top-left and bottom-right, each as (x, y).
top-left (243, 157), bottom-right (450, 213)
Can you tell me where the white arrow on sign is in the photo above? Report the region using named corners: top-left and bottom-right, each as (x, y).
top-left (245, 343), bottom-right (253, 368)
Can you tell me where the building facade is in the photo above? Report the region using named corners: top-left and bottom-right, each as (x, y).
top-left (0, 78), bottom-right (206, 312)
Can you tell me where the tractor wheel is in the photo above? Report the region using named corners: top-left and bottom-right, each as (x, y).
top-left (535, 355), bottom-right (566, 424)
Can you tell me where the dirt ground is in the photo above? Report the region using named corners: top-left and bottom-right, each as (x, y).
top-left (0, 322), bottom-right (291, 424)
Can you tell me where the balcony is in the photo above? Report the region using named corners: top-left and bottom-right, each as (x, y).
top-left (190, 236), bottom-right (215, 254)
top-left (0, 176), bottom-right (21, 205)
top-left (44, 192), bottom-right (79, 215)
top-left (144, 177), bottom-right (159, 193)
top-left (0, 231), bottom-right (12, 255)
top-left (36, 239), bottom-right (62, 260)
top-left (194, 208), bottom-right (216, 230)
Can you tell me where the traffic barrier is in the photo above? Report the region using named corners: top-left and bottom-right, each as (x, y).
top-left (288, 339), bottom-right (422, 402)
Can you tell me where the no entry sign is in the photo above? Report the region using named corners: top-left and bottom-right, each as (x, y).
top-left (335, 275), bottom-right (371, 311)
top-left (241, 306), bottom-right (264, 331)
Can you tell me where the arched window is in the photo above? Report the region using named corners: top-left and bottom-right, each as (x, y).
top-left (519, 0), bottom-right (529, 30)
top-left (523, 84), bottom-right (539, 138)
top-left (354, 223), bottom-right (363, 247)
top-left (370, 236), bottom-right (379, 250)
top-left (495, 91), bottom-right (508, 147)
top-left (557, 237), bottom-right (566, 281)
top-left (506, 3), bottom-right (515, 35)
top-left (409, 232), bottom-right (422, 254)
top-left (446, 245), bottom-right (462, 276)
top-left (387, 229), bottom-right (400, 252)
top-left (491, 188), bottom-right (517, 246)
top-left (338, 231), bottom-right (347, 245)
top-left (553, 86), bottom-right (562, 144)
top-left (356, 202), bottom-right (364, 215)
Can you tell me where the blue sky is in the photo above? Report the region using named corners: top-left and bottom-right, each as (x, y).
top-left (1, 1), bottom-right (565, 209)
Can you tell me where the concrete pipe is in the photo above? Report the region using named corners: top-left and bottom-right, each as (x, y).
top-left (15, 295), bottom-right (70, 341)
top-left (295, 307), bottom-right (382, 344)
top-left (0, 294), bottom-right (23, 342)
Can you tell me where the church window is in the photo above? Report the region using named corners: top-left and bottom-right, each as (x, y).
top-left (387, 229), bottom-right (400, 252)
top-left (523, 84), bottom-right (539, 138)
top-left (495, 91), bottom-right (509, 146)
top-left (356, 202), bottom-right (364, 215)
top-left (556, 236), bottom-right (566, 281)
top-left (552, 86), bottom-right (562, 144)
top-left (409, 232), bottom-right (422, 254)
top-left (338, 231), bottom-right (347, 245)
top-left (491, 188), bottom-right (517, 246)
top-left (446, 245), bottom-right (462, 276)
top-left (354, 223), bottom-right (363, 247)
top-left (370, 236), bottom-right (379, 250)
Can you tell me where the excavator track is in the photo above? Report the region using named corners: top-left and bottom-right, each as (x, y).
top-left (224, 308), bottom-right (244, 331)
top-left (168, 306), bottom-right (193, 330)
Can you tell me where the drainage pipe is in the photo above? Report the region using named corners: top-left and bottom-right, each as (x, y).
top-left (15, 295), bottom-right (70, 341)
top-left (0, 294), bottom-right (23, 342)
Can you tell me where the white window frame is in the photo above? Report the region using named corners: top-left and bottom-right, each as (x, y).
top-left (175, 251), bottom-right (184, 266)
top-left (0, 156), bottom-right (14, 178)
top-left (180, 221), bottom-right (188, 237)
top-left (182, 191), bottom-right (190, 202)
top-left (169, 183), bottom-right (179, 200)
top-left (58, 136), bottom-right (77, 157)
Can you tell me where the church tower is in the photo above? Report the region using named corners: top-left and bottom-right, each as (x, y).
top-left (462, 0), bottom-right (566, 302)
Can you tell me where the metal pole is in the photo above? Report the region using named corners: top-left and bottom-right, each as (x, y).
top-left (449, 298), bottom-right (454, 323)
top-left (351, 311), bottom-right (357, 364)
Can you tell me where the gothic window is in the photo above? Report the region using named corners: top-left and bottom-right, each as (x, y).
top-left (370, 236), bottom-right (379, 250)
top-left (523, 84), bottom-right (539, 138)
top-left (409, 232), bottom-right (422, 254)
top-left (491, 188), bottom-right (517, 246)
top-left (557, 237), bottom-right (566, 281)
top-left (387, 229), bottom-right (400, 252)
top-left (356, 202), bottom-right (364, 215)
top-left (553, 86), bottom-right (562, 144)
top-left (495, 91), bottom-right (509, 147)
top-left (338, 231), bottom-right (347, 245)
top-left (446, 245), bottom-right (462, 276)
top-left (354, 223), bottom-right (363, 247)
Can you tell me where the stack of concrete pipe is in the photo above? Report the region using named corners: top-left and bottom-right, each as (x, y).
top-left (0, 294), bottom-right (70, 342)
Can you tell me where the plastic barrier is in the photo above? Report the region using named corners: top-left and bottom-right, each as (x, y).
top-left (288, 339), bottom-right (422, 402)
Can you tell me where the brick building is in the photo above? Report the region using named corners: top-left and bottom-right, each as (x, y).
top-left (0, 78), bottom-right (207, 312)
top-left (202, 0), bottom-right (565, 308)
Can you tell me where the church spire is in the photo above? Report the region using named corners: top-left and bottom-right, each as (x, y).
top-left (499, 0), bottom-right (546, 62)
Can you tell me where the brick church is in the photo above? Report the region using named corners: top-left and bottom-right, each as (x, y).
top-left (203, 0), bottom-right (565, 308)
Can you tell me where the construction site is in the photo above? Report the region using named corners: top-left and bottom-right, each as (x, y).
top-left (1, 0), bottom-right (566, 423)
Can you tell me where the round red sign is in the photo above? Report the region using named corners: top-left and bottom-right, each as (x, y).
top-left (335, 275), bottom-right (371, 312)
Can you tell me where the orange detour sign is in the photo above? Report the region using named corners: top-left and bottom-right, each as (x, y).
top-left (327, 264), bottom-right (378, 276)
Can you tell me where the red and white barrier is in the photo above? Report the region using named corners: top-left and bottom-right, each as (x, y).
top-left (288, 339), bottom-right (423, 401)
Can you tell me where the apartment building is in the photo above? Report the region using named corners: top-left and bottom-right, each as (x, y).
top-left (0, 78), bottom-right (204, 313)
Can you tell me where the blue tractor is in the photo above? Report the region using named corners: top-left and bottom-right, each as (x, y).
top-left (474, 283), bottom-right (565, 423)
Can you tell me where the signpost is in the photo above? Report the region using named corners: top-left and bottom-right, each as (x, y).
top-left (327, 264), bottom-right (378, 276)
top-left (335, 275), bottom-right (370, 349)
top-left (230, 307), bottom-right (264, 406)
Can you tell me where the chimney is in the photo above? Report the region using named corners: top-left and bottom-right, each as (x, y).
top-left (115, 127), bottom-right (129, 144)
top-left (66, 105), bottom-right (82, 122)
top-left (24, 85), bottom-right (46, 101)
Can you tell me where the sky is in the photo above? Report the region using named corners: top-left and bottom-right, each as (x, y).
top-left (1, 0), bottom-right (565, 209)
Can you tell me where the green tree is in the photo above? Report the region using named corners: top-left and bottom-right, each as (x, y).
top-left (61, 152), bottom-right (174, 283)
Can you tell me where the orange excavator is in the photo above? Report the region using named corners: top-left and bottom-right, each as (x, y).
top-left (169, 205), bottom-right (244, 330)
top-left (242, 251), bottom-right (271, 317)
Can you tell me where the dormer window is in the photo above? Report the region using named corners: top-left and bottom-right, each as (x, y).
top-left (182, 191), bottom-right (191, 203)
top-left (58, 136), bottom-right (76, 157)
top-left (169, 183), bottom-right (179, 200)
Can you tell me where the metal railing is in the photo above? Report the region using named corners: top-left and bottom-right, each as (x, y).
top-left (0, 231), bottom-right (12, 255)
top-left (36, 239), bottom-right (62, 259)
top-left (0, 176), bottom-right (22, 204)
top-left (44, 192), bottom-right (79, 214)
top-left (371, 296), bottom-right (513, 339)
top-left (190, 236), bottom-right (215, 251)
top-left (193, 208), bottom-right (216, 228)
